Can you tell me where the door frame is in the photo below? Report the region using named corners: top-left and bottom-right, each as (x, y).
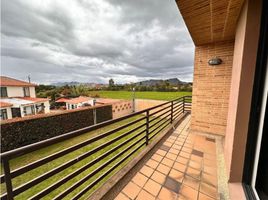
top-left (243, 0), bottom-right (268, 199)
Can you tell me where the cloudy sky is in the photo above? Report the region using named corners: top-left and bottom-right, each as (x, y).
top-left (1, 0), bottom-right (194, 84)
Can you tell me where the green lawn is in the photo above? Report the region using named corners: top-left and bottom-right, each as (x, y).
top-left (1, 113), bottom-right (171, 199)
top-left (88, 91), bottom-right (191, 101)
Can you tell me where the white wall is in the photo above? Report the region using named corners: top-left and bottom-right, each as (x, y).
top-left (30, 87), bottom-right (36, 97)
top-left (66, 100), bottom-right (94, 110)
top-left (7, 107), bottom-right (12, 119)
top-left (6, 86), bottom-right (36, 97)
top-left (44, 101), bottom-right (50, 113)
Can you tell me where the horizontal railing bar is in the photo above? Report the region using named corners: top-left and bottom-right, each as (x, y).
top-left (149, 104), bottom-right (171, 117)
top-left (173, 109), bottom-right (183, 118)
top-left (149, 111), bottom-right (171, 130)
top-left (173, 111), bottom-right (183, 121)
top-left (148, 107), bottom-right (172, 124)
top-left (29, 129), bottom-right (146, 200)
top-left (1, 97), bottom-right (185, 160)
top-left (149, 117), bottom-right (171, 135)
top-left (0, 116), bottom-right (146, 183)
top-left (149, 120), bottom-right (171, 141)
top-left (54, 136), bottom-right (146, 200)
top-left (172, 96), bottom-right (185, 102)
top-left (72, 141), bottom-right (145, 200)
top-left (0, 192), bottom-right (7, 199)
top-left (148, 114), bottom-right (161, 124)
top-left (173, 100), bottom-right (183, 105)
top-left (173, 103), bottom-right (183, 110)
top-left (173, 106), bottom-right (183, 114)
top-left (10, 123), bottom-right (146, 197)
top-left (149, 109), bottom-right (171, 123)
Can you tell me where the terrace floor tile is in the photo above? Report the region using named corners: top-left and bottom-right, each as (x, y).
top-left (140, 165), bottom-right (154, 177)
top-left (114, 115), bottom-right (223, 200)
top-left (158, 187), bottom-right (178, 200)
top-left (136, 189), bottom-right (156, 200)
top-left (122, 182), bottom-right (141, 199)
top-left (132, 172), bottom-right (148, 188)
top-left (143, 179), bottom-right (162, 196)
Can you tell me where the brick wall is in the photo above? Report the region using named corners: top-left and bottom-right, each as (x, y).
top-left (112, 100), bottom-right (133, 119)
top-left (191, 41), bottom-right (234, 135)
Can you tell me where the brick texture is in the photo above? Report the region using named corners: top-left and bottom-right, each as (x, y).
top-left (191, 41), bottom-right (234, 135)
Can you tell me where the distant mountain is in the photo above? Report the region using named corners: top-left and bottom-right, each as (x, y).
top-left (52, 81), bottom-right (82, 87)
top-left (52, 82), bottom-right (108, 88)
top-left (136, 78), bottom-right (189, 86)
top-left (51, 78), bottom-right (191, 87)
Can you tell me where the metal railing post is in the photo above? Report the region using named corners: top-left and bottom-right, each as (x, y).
top-left (171, 101), bottom-right (173, 123)
top-left (145, 110), bottom-right (149, 145)
top-left (182, 96), bottom-right (185, 114)
top-left (93, 108), bottom-right (97, 125)
top-left (2, 159), bottom-right (14, 200)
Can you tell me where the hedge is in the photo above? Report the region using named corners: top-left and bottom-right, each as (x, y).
top-left (1, 105), bottom-right (112, 152)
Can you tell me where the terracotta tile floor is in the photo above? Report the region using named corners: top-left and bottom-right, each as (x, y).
top-left (115, 115), bottom-right (219, 200)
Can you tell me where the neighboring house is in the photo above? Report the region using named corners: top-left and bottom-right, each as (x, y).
top-left (0, 76), bottom-right (50, 120)
top-left (56, 96), bottom-right (94, 110)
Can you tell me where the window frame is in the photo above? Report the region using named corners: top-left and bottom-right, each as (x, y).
top-left (0, 109), bottom-right (8, 120)
top-left (0, 87), bottom-right (8, 97)
top-left (23, 87), bottom-right (30, 97)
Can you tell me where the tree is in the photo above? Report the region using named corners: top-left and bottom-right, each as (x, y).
top-left (109, 79), bottom-right (115, 87)
top-left (108, 79), bottom-right (115, 90)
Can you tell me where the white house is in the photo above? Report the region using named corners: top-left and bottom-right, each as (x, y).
top-left (0, 76), bottom-right (50, 120)
top-left (56, 96), bottom-right (94, 110)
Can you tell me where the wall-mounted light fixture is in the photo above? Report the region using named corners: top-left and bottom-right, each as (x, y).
top-left (208, 57), bottom-right (222, 66)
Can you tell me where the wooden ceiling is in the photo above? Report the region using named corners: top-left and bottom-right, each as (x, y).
top-left (176, 0), bottom-right (245, 46)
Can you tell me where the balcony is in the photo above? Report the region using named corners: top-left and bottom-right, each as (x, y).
top-left (1, 96), bottom-right (198, 200)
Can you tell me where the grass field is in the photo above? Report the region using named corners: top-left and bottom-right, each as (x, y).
top-left (88, 91), bottom-right (192, 101)
top-left (1, 113), bottom-right (171, 199)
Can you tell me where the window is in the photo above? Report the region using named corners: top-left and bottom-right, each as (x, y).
top-left (23, 87), bottom-right (30, 97)
top-left (0, 87), bottom-right (8, 97)
top-left (0, 109), bottom-right (8, 120)
top-left (23, 105), bottom-right (35, 116)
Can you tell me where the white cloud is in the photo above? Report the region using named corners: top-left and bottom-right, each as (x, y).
top-left (1, 0), bottom-right (194, 84)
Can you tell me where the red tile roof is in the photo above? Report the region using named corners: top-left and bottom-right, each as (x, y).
top-left (0, 76), bottom-right (37, 87)
top-left (17, 97), bottom-right (49, 103)
top-left (55, 98), bottom-right (69, 103)
top-left (96, 98), bottom-right (121, 104)
top-left (56, 96), bottom-right (92, 104)
top-left (0, 101), bottom-right (13, 108)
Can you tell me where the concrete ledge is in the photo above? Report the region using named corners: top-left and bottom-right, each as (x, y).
top-left (87, 113), bottom-right (189, 200)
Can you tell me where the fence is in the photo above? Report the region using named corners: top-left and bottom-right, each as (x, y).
top-left (0, 96), bottom-right (192, 200)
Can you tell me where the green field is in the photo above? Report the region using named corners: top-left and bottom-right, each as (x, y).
top-left (1, 114), bottom-right (170, 199)
top-left (88, 91), bottom-right (192, 101)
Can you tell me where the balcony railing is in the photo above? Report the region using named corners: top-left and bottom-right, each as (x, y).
top-left (1, 96), bottom-right (192, 200)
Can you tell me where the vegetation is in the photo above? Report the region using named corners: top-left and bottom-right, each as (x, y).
top-left (87, 91), bottom-right (192, 101)
top-left (36, 86), bottom-right (191, 102)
